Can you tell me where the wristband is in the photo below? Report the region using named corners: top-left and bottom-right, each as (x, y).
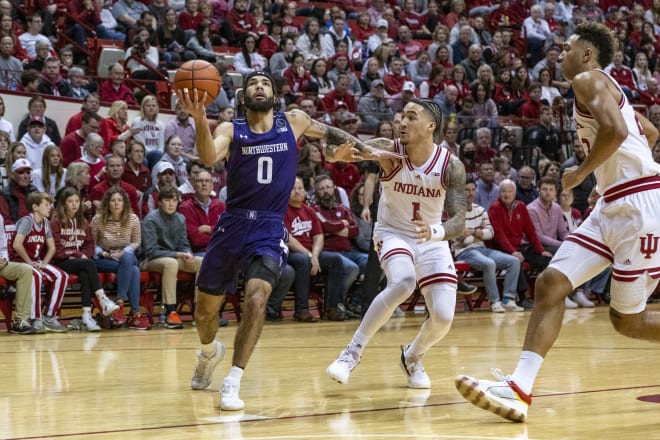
top-left (430, 224), bottom-right (445, 241)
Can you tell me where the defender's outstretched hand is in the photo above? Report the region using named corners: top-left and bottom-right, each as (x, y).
top-left (330, 142), bottom-right (365, 162)
top-left (361, 146), bottom-right (404, 161)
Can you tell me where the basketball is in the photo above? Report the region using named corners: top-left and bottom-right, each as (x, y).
top-left (173, 60), bottom-right (222, 105)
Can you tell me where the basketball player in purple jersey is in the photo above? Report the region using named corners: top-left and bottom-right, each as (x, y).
top-left (455, 22), bottom-right (660, 422)
top-left (177, 71), bottom-right (398, 411)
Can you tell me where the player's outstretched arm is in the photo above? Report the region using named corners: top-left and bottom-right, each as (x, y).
top-left (176, 89), bottom-right (233, 166)
top-left (441, 155), bottom-right (467, 241)
top-left (286, 110), bottom-right (401, 162)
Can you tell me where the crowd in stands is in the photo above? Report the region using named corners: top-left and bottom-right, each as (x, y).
top-left (1, 0), bottom-right (660, 332)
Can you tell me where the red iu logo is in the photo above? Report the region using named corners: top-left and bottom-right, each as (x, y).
top-left (640, 234), bottom-right (659, 259)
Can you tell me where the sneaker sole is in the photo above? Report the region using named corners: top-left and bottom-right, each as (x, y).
top-left (167, 323), bottom-right (184, 329)
top-left (454, 376), bottom-right (527, 422)
top-left (326, 367), bottom-right (349, 384)
top-left (129, 326), bottom-right (151, 330)
top-left (44, 326), bottom-right (68, 333)
top-left (220, 400), bottom-right (245, 411)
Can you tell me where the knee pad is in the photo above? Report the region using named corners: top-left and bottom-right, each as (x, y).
top-left (245, 255), bottom-right (281, 288)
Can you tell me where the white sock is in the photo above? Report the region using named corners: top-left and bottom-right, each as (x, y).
top-left (94, 289), bottom-right (105, 299)
top-left (511, 351), bottom-right (544, 395)
top-left (201, 342), bottom-right (216, 357)
top-left (349, 255), bottom-right (418, 357)
top-left (228, 366), bottom-right (244, 381)
top-left (82, 306), bottom-right (92, 317)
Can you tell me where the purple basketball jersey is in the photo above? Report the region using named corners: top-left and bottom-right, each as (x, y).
top-left (226, 112), bottom-right (298, 216)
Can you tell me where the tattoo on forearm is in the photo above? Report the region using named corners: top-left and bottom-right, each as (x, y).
top-left (442, 157), bottom-right (467, 241)
top-left (366, 137), bottom-right (395, 152)
top-left (311, 119), bottom-right (362, 151)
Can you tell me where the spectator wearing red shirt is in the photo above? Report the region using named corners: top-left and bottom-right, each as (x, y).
top-left (321, 75), bottom-right (358, 113)
top-left (178, 0), bottom-right (204, 32)
top-left (99, 63), bottom-right (137, 106)
top-left (90, 156), bottom-right (140, 215)
top-left (283, 52), bottom-right (311, 98)
top-left (64, 94), bottom-right (111, 148)
top-left (398, 0), bottom-right (430, 39)
top-left (60, 111), bottom-right (101, 166)
top-left (396, 26), bottom-right (423, 64)
top-left (489, 0), bottom-right (518, 29)
top-left (473, 127), bottom-right (497, 166)
top-left (519, 82), bottom-right (542, 126)
top-left (122, 139), bottom-right (152, 197)
top-left (226, 0), bottom-right (257, 45)
top-left (605, 50), bottom-right (639, 101)
top-left (351, 11), bottom-right (375, 44)
top-left (67, 0), bottom-right (102, 49)
top-left (0, 158), bottom-right (37, 224)
top-left (543, 3), bottom-right (559, 33)
top-left (324, 113), bottom-right (362, 195)
top-left (312, 175), bottom-right (364, 305)
top-left (178, 170), bottom-right (225, 255)
top-left (488, 179), bottom-right (552, 309)
top-left (383, 57), bottom-right (408, 95)
top-left (284, 176), bottom-right (349, 321)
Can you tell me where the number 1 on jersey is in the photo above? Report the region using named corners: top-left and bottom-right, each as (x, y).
top-left (411, 202), bottom-right (420, 221)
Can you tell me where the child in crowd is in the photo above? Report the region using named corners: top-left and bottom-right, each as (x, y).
top-left (12, 191), bottom-right (68, 332)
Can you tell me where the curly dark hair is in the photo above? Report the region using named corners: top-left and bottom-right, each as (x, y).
top-left (574, 21), bottom-right (614, 68)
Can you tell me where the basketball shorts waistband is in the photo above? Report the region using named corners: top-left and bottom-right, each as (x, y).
top-left (603, 175), bottom-right (660, 203)
top-left (226, 208), bottom-right (283, 220)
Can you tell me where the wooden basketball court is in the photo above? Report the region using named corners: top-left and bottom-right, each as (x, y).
top-left (2, 304), bottom-right (660, 439)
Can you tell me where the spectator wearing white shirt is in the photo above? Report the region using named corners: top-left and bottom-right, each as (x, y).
top-left (523, 5), bottom-right (552, 67)
top-left (18, 13), bottom-right (52, 60)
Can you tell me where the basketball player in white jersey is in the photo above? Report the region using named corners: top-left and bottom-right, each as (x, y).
top-left (326, 98), bottom-right (467, 389)
top-left (455, 22), bottom-right (660, 422)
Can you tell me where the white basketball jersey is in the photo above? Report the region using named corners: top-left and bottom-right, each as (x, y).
top-left (574, 69), bottom-right (660, 194)
top-left (376, 139), bottom-right (451, 239)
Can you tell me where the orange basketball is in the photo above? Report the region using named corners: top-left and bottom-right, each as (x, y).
top-left (173, 60), bottom-right (222, 105)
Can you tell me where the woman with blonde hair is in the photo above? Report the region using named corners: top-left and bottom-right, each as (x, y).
top-left (91, 187), bottom-right (148, 330)
top-left (106, 100), bottom-right (137, 144)
top-left (51, 186), bottom-right (120, 331)
top-left (6, 141), bottom-right (26, 177)
top-left (428, 24), bottom-right (453, 64)
top-left (633, 51), bottom-right (653, 91)
top-left (130, 94), bottom-right (165, 168)
top-left (32, 145), bottom-right (66, 198)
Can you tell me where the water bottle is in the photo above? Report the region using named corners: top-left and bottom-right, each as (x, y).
top-left (158, 307), bottom-right (167, 327)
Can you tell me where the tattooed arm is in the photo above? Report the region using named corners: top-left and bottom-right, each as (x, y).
top-left (441, 155), bottom-right (468, 241)
top-left (286, 110), bottom-right (401, 162)
top-left (364, 137), bottom-right (398, 174)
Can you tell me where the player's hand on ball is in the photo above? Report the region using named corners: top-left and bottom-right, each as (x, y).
top-left (175, 88), bottom-right (208, 120)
